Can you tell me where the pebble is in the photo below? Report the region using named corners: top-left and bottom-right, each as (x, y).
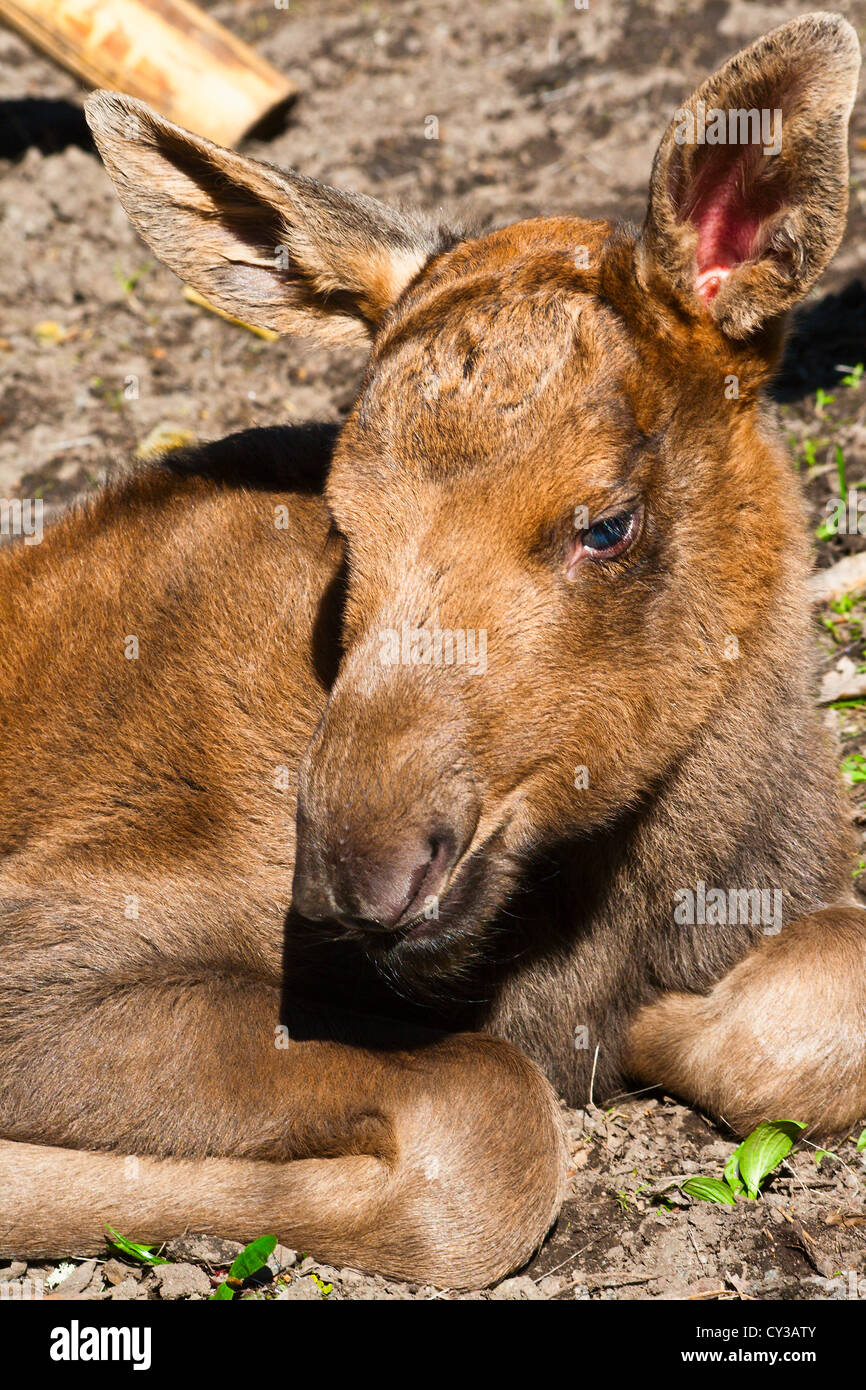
top-left (275, 1276), bottom-right (323, 1301)
top-left (165, 1234), bottom-right (243, 1266)
top-left (154, 1263), bottom-right (212, 1299)
top-left (489, 1275), bottom-right (542, 1300)
top-left (102, 1258), bottom-right (138, 1287)
top-left (109, 1277), bottom-right (145, 1301)
top-left (268, 1245), bottom-right (298, 1274)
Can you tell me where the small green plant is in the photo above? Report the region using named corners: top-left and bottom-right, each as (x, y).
top-left (817, 511), bottom-right (840, 541)
top-left (113, 262), bottom-right (152, 295)
top-left (841, 754), bottom-right (866, 786)
top-left (815, 387), bottom-right (836, 415)
top-left (105, 1226), bottom-right (170, 1267)
top-left (679, 1120), bottom-right (806, 1206)
top-left (856, 1129), bottom-right (866, 1152)
top-left (210, 1235), bottom-right (277, 1300)
top-left (839, 362), bottom-right (864, 388)
top-left (835, 443), bottom-right (848, 497)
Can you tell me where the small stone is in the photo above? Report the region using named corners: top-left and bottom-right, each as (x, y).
top-left (275, 1275), bottom-right (323, 1301)
top-left (682, 1276), bottom-right (727, 1299)
top-left (537, 1275), bottom-right (563, 1297)
top-left (109, 1278), bottom-right (143, 1300)
top-left (490, 1275), bottom-right (542, 1300)
top-left (0, 1262), bottom-right (26, 1284)
top-left (154, 1263), bottom-right (212, 1299)
top-left (165, 1235), bottom-right (244, 1266)
top-left (267, 1245), bottom-right (298, 1275)
top-left (102, 1259), bottom-right (138, 1287)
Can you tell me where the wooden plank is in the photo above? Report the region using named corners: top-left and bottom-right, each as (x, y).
top-left (0, 0), bottom-right (296, 146)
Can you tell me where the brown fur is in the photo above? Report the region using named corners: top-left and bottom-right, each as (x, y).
top-left (0, 14), bottom-right (863, 1285)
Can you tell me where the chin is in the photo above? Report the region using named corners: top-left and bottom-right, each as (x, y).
top-left (361, 845), bottom-right (522, 1009)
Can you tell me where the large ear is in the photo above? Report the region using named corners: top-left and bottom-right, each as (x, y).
top-left (637, 12), bottom-right (861, 339)
top-left (84, 92), bottom-right (457, 346)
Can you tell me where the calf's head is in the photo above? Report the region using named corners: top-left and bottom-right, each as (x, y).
top-left (87, 13), bottom-right (860, 980)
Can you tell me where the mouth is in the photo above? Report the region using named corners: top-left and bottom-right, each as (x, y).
top-left (288, 820), bottom-right (532, 1015)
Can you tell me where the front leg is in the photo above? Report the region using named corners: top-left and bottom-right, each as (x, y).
top-left (624, 907), bottom-right (866, 1136)
top-left (0, 905), bottom-right (565, 1287)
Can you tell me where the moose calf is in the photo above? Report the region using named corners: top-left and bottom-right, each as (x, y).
top-left (1, 13), bottom-right (864, 1286)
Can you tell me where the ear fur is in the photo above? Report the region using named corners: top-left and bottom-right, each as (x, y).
top-left (638, 13), bottom-right (860, 338)
top-left (85, 91), bottom-right (458, 345)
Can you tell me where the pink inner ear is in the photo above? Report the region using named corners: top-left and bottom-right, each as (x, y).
top-left (687, 157), bottom-right (765, 303)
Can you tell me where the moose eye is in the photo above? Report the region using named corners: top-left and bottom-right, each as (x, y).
top-left (567, 506), bottom-right (640, 576)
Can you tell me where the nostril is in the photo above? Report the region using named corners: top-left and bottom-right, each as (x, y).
top-left (405, 853), bottom-right (433, 913)
top-left (427, 832), bottom-right (455, 881)
top-left (398, 830), bottom-right (458, 921)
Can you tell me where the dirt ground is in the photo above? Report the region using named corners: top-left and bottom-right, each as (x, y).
top-left (1, 0), bottom-right (865, 1301)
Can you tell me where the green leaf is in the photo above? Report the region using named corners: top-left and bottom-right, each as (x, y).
top-left (737, 1121), bottom-right (806, 1199)
top-left (227, 1235), bottom-right (277, 1282)
top-left (210, 1281), bottom-right (234, 1300)
top-left (813, 1148), bottom-right (833, 1168)
top-left (105, 1225), bottom-right (170, 1266)
top-left (856, 1129), bottom-right (866, 1152)
top-left (723, 1143), bottom-right (746, 1197)
top-left (681, 1176), bottom-right (737, 1206)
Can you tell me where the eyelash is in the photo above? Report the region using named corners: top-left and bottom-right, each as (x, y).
top-left (566, 506), bottom-right (641, 576)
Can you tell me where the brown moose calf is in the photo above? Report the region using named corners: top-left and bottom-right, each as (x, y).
top-left (1, 13), bottom-right (864, 1286)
